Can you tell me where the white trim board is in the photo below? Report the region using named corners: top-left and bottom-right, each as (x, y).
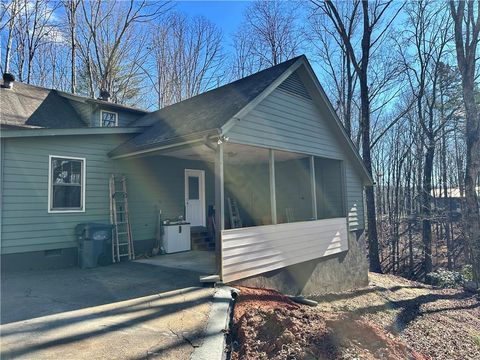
top-left (47, 155), bottom-right (86, 213)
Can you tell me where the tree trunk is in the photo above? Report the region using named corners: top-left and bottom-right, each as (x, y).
top-left (361, 76), bottom-right (382, 272)
top-left (70, 1), bottom-right (77, 94)
top-left (422, 137), bottom-right (435, 276)
top-left (462, 79), bottom-right (480, 285)
top-left (3, 0), bottom-right (18, 74)
top-left (450, 0), bottom-right (480, 285)
top-left (441, 128), bottom-right (453, 269)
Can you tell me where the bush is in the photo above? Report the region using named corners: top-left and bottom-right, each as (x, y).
top-left (462, 265), bottom-right (473, 282)
top-left (426, 268), bottom-right (464, 288)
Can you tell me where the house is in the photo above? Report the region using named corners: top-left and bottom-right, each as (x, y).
top-left (0, 56), bottom-right (371, 294)
top-left (431, 187), bottom-right (480, 221)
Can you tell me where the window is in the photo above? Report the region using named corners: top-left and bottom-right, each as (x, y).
top-left (100, 110), bottom-right (118, 127)
top-left (48, 156), bottom-right (85, 212)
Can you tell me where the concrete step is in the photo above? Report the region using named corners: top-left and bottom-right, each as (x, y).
top-left (191, 242), bottom-right (215, 251)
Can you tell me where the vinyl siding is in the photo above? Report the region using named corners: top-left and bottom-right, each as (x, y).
top-left (1, 136), bottom-right (215, 254)
top-left (115, 156), bottom-right (215, 242)
top-left (221, 217), bottom-right (348, 283)
top-left (226, 85), bottom-right (365, 230)
top-left (1, 135), bottom-right (131, 254)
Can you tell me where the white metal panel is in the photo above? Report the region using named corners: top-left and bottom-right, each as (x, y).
top-left (221, 218), bottom-right (348, 283)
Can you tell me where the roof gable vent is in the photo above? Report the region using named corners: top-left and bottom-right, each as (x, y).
top-left (278, 71), bottom-right (311, 100)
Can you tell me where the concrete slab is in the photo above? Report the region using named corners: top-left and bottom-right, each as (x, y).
top-left (191, 287), bottom-right (233, 360)
top-left (136, 251), bottom-right (216, 275)
top-left (1, 262), bottom-right (216, 360)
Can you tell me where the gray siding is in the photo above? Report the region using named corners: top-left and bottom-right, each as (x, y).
top-left (1, 136), bottom-right (215, 255)
top-left (1, 135), bottom-right (129, 254)
top-left (226, 85), bottom-right (365, 230)
top-left (116, 156), bottom-right (215, 243)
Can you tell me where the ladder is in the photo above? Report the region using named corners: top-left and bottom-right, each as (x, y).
top-left (227, 197), bottom-right (242, 229)
top-left (109, 175), bottom-right (135, 262)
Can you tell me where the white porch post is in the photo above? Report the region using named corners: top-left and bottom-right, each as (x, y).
top-left (310, 155), bottom-right (318, 219)
top-left (269, 149), bottom-right (277, 224)
top-left (214, 142), bottom-right (224, 274)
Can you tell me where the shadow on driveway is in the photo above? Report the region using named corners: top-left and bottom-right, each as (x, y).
top-left (1, 261), bottom-right (205, 324)
top-left (1, 262), bottom-right (218, 360)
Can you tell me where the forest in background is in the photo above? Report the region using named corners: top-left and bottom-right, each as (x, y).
top-left (1, 0), bottom-right (479, 284)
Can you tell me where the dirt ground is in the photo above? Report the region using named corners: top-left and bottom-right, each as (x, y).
top-left (230, 273), bottom-right (480, 360)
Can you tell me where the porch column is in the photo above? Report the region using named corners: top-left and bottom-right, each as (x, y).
top-left (310, 156), bottom-right (318, 219)
top-left (269, 149), bottom-right (277, 224)
top-left (214, 142), bottom-right (224, 274)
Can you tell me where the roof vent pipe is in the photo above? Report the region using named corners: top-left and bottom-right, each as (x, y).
top-left (2, 73), bottom-right (15, 89)
top-left (99, 90), bottom-right (111, 102)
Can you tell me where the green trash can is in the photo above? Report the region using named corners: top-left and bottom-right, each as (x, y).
top-left (75, 223), bottom-right (113, 268)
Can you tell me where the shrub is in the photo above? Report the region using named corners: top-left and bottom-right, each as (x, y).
top-left (462, 265), bottom-right (473, 282)
top-left (426, 268), bottom-right (464, 288)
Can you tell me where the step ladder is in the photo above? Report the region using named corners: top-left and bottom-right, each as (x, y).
top-left (109, 175), bottom-right (135, 262)
top-left (227, 197), bottom-right (242, 229)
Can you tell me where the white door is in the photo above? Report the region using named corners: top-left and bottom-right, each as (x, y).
top-left (185, 169), bottom-right (205, 226)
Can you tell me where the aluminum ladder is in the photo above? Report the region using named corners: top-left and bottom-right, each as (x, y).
top-left (227, 197), bottom-right (243, 229)
top-left (109, 175), bottom-right (135, 262)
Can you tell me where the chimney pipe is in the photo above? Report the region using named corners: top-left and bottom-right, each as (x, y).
top-left (2, 73), bottom-right (15, 89)
top-left (99, 90), bottom-right (111, 102)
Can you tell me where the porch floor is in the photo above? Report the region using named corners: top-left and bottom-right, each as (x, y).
top-left (135, 250), bottom-right (216, 275)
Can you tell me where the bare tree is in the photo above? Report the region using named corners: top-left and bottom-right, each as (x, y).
top-left (22, 0), bottom-right (60, 84)
top-left (231, 0), bottom-right (302, 78)
top-left (1, 0), bottom-right (24, 73)
top-left (450, 0), bottom-right (480, 285)
top-left (307, 1), bottom-right (360, 138)
top-left (76, 0), bottom-right (169, 101)
top-left (63, 0), bottom-right (80, 94)
top-left (400, 0), bottom-right (453, 276)
top-left (313, 0), bottom-right (404, 273)
top-left (151, 12), bottom-right (224, 108)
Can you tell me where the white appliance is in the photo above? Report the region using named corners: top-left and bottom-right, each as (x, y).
top-left (163, 223), bottom-right (191, 254)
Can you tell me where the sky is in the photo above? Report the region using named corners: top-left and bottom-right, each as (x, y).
top-left (174, 1), bottom-right (249, 40)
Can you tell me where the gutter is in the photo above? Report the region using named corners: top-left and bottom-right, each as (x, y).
top-left (0, 138), bottom-right (4, 255)
top-left (108, 129), bottom-right (221, 159)
top-left (0, 127), bottom-right (144, 138)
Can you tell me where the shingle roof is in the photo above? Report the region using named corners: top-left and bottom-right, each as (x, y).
top-left (109, 56), bottom-right (303, 157)
top-left (0, 82), bottom-right (86, 129)
top-left (0, 82), bottom-right (148, 130)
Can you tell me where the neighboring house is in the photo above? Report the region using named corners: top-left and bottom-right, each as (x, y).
top-left (431, 187), bottom-right (480, 221)
top-left (0, 56), bottom-right (371, 294)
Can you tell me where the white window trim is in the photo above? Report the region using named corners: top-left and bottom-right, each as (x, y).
top-left (48, 155), bottom-right (86, 213)
top-left (100, 110), bottom-right (118, 127)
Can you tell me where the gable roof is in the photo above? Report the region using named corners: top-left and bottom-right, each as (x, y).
top-left (0, 82), bottom-right (147, 130)
top-left (108, 56), bottom-right (303, 157)
top-left (109, 55), bottom-right (373, 185)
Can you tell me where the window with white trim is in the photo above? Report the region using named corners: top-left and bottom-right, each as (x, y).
top-left (49, 156), bottom-right (85, 212)
top-left (100, 110), bottom-right (118, 127)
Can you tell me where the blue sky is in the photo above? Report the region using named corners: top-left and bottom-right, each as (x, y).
top-left (175, 1), bottom-right (249, 39)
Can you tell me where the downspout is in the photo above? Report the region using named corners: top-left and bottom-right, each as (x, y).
top-left (0, 138), bottom-right (5, 257)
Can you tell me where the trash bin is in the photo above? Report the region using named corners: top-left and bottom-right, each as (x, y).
top-left (75, 223), bottom-right (113, 268)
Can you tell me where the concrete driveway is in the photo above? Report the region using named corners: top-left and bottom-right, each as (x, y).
top-left (0, 261), bottom-right (216, 360)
